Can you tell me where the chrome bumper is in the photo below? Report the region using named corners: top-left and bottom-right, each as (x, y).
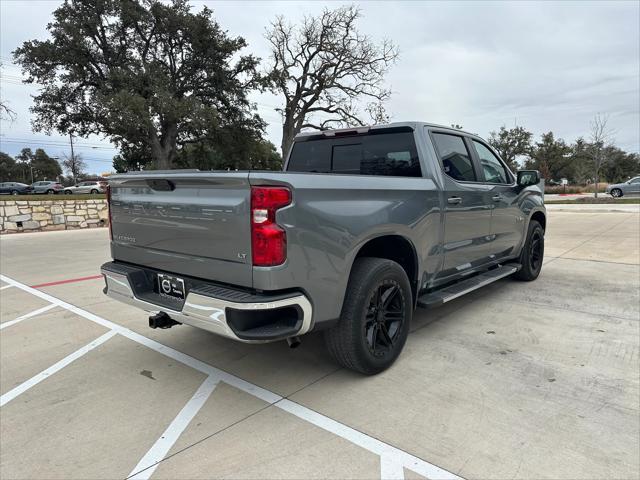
top-left (101, 268), bottom-right (313, 343)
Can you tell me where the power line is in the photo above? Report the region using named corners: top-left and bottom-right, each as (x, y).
top-left (0, 138), bottom-right (117, 150)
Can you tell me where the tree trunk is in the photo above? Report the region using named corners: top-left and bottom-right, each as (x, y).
top-left (281, 120), bottom-right (297, 159)
top-left (150, 123), bottom-right (177, 170)
top-left (594, 152), bottom-right (600, 198)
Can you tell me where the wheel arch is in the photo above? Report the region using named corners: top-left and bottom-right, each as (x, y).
top-left (351, 234), bottom-right (419, 305)
top-left (530, 209), bottom-right (546, 231)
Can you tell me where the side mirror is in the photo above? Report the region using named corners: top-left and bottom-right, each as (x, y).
top-left (517, 170), bottom-right (540, 187)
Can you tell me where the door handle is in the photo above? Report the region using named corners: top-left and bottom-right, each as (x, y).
top-left (447, 196), bottom-right (463, 205)
top-left (492, 194), bottom-right (502, 202)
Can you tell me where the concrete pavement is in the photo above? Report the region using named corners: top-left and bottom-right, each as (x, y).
top-left (0, 210), bottom-right (638, 479)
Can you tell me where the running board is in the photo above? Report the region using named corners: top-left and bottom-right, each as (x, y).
top-left (417, 263), bottom-right (521, 308)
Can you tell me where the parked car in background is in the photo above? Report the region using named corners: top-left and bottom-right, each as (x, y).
top-left (64, 180), bottom-right (108, 194)
top-left (29, 181), bottom-right (64, 194)
top-left (606, 176), bottom-right (640, 197)
top-left (0, 182), bottom-right (31, 195)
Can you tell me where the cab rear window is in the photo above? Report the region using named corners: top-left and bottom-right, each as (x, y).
top-left (287, 132), bottom-right (422, 177)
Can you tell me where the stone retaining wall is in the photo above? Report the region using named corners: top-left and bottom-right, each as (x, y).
top-left (0, 199), bottom-right (108, 234)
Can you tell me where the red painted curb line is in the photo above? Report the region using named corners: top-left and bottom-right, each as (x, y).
top-left (31, 274), bottom-right (103, 289)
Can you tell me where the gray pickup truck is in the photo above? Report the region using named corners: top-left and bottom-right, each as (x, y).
top-left (101, 122), bottom-right (545, 374)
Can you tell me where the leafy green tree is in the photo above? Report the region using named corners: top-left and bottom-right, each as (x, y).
top-left (0, 152), bottom-right (18, 181)
top-left (32, 148), bottom-right (62, 181)
top-left (14, 147), bottom-right (62, 182)
top-left (15, 148), bottom-right (34, 183)
top-left (600, 146), bottom-right (640, 184)
top-left (525, 132), bottom-right (572, 181)
top-left (488, 126), bottom-right (533, 171)
top-left (568, 137), bottom-right (594, 184)
top-left (174, 137), bottom-right (282, 171)
top-left (14, 0), bottom-right (265, 170)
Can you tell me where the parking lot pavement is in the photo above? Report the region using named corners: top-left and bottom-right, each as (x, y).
top-left (0, 211), bottom-right (638, 479)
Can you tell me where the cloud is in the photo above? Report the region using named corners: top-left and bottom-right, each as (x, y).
top-left (1, 0), bottom-right (638, 174)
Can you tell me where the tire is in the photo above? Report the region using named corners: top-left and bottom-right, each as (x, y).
top-left (46, 189), bottom-right (55, 195)
top-left (90, 189), bottom-right (99, 194)
top-left (610, 188), bottom-right (623, 198)
top-left (10, 190), bottom-right (18, 195)
top-left (64, 190), bottom-right (72, 195)
top-left (514, 220), bottom-right (544, 281)
top-left (324, 257), bottom-right (412, 375)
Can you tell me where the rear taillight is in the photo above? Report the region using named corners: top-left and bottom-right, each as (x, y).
top-left (106, 185), bottom-right (113, 240)
top-left (251, 186), bottom-right (291, 266)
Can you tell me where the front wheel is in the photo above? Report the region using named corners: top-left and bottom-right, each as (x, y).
top-left (10, 190), bottom-right (18, 195)
top-left (324, 257), bottom-right (412, 375)
top-left (46, 189), bottom-right (55, 195)
top-left (610, 188), bottom-right (623, 198)
top-left (90, 189), bottom-right (99, 194)
top-left (514, 220), bottom-right (544, 281)
top-left (64, 190), bottom-right (72, 195)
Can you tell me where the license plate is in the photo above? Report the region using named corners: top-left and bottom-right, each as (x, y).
top-left (157, 273), bottom-right (186, 299)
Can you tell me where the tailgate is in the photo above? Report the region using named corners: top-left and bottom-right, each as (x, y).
top-left (108, 171), bottom-right (253, 288)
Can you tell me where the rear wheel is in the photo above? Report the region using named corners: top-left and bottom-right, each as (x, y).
top-left (90, 189), bottom-right (99, 194)
top-left (514, 220), bottom-right (544, 281)
top-left (10, 190), bottom-right (18, 195)
top-left (64, 190), bottom-right (72, 195)
top-left (611, 188), bottom-right (623, 198)
top-left (46, 189), bottom-right (55, 195)
top-left (324, 257), bottom-right (412, 375)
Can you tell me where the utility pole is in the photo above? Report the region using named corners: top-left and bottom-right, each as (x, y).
top-left (69, 133), bottom-right (76, 183)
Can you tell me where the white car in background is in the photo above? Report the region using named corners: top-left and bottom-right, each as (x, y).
top-left (606, 176), bottom-right (640, 197)
top-left (63, 180), bottom-right (108, 194)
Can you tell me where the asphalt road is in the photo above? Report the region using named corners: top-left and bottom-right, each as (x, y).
top-left (1, 210), bottom-right (638, 479)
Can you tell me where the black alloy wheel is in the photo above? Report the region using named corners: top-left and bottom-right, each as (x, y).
top-left (514, 220), bottom-right (544, 281)
top-left (529, 229), bottom-right (543, 272)
top-left (364, 281), bottom-right (405, 357)
top-left (325, 257), bottom-right (412, 374)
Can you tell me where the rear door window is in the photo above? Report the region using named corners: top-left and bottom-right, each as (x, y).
top-left (287, 131), bottom-right (422, 177)
top-left (431, 133), bottom-right (477, 182)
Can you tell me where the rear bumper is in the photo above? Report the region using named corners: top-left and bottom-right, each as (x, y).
top-left (100, 262), bottom-right (313, 343)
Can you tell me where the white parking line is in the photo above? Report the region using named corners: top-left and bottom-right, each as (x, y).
top-left (0, 274), bottom-right (462, 480)
top-left (278, 399), bottom-right (459, 480)
top-left (0, 304), bottom-right (57, 330)
top-left (128, 375), bottom-right (220, 480)
top-left (380, 455), bottom-right (406, 480)
top-left (0, 284), bottom-right (14, 291)
top-left (0, 330), bottom-right (117, 407)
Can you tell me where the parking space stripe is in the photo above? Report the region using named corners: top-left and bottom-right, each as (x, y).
top-left (0, 330), bottom-right (117, 407)
top-left (277, 399), bottom-right (461, 480)
top-left (0, 274), bottom-right (462, 480)
top-left (0, 274), bottom-right (283, 404)
top-left (0, 304), bottom-right (57, 330)
top-left (380, 455), bottom-right (406, 480)
top-left (0, 284), bottom-right (14, 291)
top-left (30, 274), bottom-right (103, 289)
top-left (127, 376), bottom-right (220, 480)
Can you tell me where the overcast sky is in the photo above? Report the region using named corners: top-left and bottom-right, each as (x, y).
top-left (1, 0), bottom-right (638, 175)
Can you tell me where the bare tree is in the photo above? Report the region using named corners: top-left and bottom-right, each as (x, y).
top-left (0, 63), bottom-right (17, 122)
top-left (266, 5), bottom-right (399, 155)
top-left (589, 114), bottom-right (614, 198)
top-left (62, 152), bottom-right (87, 184)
